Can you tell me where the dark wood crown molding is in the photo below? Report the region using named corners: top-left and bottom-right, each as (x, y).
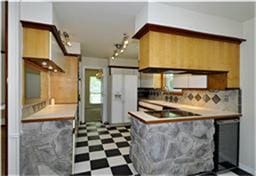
top-left (20, 20), bottom-right (81, 57)
top-left (133, 23), bottom-right (246, 44)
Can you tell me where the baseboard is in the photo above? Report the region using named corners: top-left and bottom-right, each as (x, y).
top-left (239, 162), bottom-right (256, 175)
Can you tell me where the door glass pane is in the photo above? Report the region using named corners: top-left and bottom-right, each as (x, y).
top-left (89, 76), bottom-right (102, 104)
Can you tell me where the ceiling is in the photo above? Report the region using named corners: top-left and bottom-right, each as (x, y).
top-left (53, 2), bottom-right (255, 59)
top-left (165, 2), bottom-right (255, 22)
top-left (53, 2), bottom-right (145, 59)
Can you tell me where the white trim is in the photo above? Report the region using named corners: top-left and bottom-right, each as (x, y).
top-left (8, 2), bottom-right (21, 175)
top-left (239, 162), bottom-right (256, 175)
top-left (81, 66), bottom-right (108, 123)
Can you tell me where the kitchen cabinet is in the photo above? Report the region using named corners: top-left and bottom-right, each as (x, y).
top-left (134, 24), bottom-right (245, 88)
top-left (109, 74), bottom-right (138, 124)
top-left (139, 73), bottom-right (161, 88)
top-left (173, 74), bottom-right (225, 89)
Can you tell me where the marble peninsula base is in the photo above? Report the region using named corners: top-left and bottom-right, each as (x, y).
top-left (20, 120), bottom-right (73, 176)
top-left (130, 118), bottom-right (215, 175)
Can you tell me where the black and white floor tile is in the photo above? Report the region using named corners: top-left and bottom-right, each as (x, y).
top-left (74, 122), bottom-right (252, 176)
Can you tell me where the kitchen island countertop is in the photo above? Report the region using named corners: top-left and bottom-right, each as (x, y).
top-left (22, 104), bottom-right (77, 123)
top-left (129, 99), bottom-right (241, 124)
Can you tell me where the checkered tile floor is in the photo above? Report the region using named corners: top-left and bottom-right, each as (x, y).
top-left (74, 122), bottom-right (251, 176)
top-left (74, 122), bottom-right (138, 176)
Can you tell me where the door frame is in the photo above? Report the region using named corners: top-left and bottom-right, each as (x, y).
top-left (81, 66), bottom-right (107, 124)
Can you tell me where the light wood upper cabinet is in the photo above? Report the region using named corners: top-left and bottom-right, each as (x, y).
top-left (135, 24), bottom-right (245, 88)
top-left (23, 27), bottom-right (65, 72)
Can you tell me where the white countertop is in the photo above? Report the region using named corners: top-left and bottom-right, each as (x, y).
top-left (129, 99), bottom-right (241, 124)
top-left (22, 104), bottom-right (77, 123)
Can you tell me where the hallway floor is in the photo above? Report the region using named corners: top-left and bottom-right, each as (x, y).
top-left (73, 122), bottom-right (252, 176)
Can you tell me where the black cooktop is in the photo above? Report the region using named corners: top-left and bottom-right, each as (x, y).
top-left (145, 110), bottom-right (200, 118)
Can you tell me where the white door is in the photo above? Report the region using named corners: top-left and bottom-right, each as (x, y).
top-left (123, 75), bottom-right (138, 123)
top-left (111, 74), bottom-right (123, 123)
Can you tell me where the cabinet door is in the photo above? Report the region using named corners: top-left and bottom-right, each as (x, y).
top-left (50, 33), bottom-right (65, 70)
top-left (188, 75), bottom-right (207, 88)
top-left (123, 75), bottom-right (138, 123)
top-left (173, 74), bottom-right (189, 88)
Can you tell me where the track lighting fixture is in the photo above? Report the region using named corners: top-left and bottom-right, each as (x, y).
top-left (110, 33), bottom-right (129, 60)
top-left (59, 31), bottom-right (72, 47)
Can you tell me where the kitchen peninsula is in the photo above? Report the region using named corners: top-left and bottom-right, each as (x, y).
top-left (128, 100), bottom-right (241, 175)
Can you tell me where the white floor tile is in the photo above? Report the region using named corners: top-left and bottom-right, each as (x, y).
top-left (91, 168), bottom-right (112, 175)
top-left (122, 132), bottom-right (130, 137)
top-left (100, 134), bottom-right (112, 139)
top-left (89, 151), bottom-right (106, 160)
top-left (76, 137), bottom-right (88, 142)
top-left (119, 147), bottom-right (129, 155)
top-left (97, 128), bottom-right (107, 132)
top-left (88, 140), bottom-right (102, 146)
top-left (87, 132), bottom-right (98, 136)
top-left (103, 143), bottom-right (118, 150)
top-left (74, 161), bottom-right (90, 174)
top-left (75, 146), bottom-right (89, 155)
top-left (113, 137), bottom-right (126, 143)
top-left (107, 156), bottom-right (127, 167)
top-left (128, 163), bottom-right (138, 175)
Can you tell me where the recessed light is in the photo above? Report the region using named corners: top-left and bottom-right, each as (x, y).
top-left (48, 66), bottom-right (53, 70)
top-left (54, 69), bottom-right (58, 72)
top-left (42, 61), bottom-right (47, 66)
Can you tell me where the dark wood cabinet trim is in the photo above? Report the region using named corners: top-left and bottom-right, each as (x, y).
top-left (133, 23), bottom-right (246, 44)
top-left (108, 65), bottom-right (139, 75)
top-left (20, 20), bottom-right (81, 57)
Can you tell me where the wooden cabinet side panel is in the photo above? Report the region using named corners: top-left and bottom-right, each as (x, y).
top-left (23, 28), bottom-right (50, 58)
top-left (139, 32), bottom-right (150, 70)
top-left (50, 56), bottom-right (78, 103)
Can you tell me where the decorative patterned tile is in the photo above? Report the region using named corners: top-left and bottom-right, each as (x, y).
top-left (195, 94), bottom-right (202, 101)
top-left (188, 93), bottom-right (194, 100)
top-left (203, 94), bottom-right (211, 103)
top-left (212, 94), bottom-right (221, 104)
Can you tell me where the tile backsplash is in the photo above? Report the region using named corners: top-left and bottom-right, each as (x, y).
top-left (139, 88), bottom-right (241, 113)
top-left (22, 99), bottom-right (50, 118)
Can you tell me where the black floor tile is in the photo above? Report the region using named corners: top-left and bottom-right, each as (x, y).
top-left (77, 133), bottom-right (87, 137)
top-left (90, 158), bottom-right (109, 170)
top-left (105, 149), bottom-right (121, 157)
top-left (111, 133), bottom-right (122, 138)
top-left (124, 136), bottom-right (131, 141)
top-left (231, 168), bottom-right (253, 176)
top-left (123, 155), bottom-right (132, 163)
top-left (89, 145), bottom-right (104, 152)
top-left (111, 165), bottom-right (132, 175)
top-left (101, 138), bottom-right (114, 144)
top-left (87, 129), bottom-right (97, 132)
top-left (116, 141), bottom-right (129, 148)
top-left (88, 136), bottom-right (100, 140)
top-left (98, 131), bottom-right (109, 135)
top-left (119, 129), bottom-right (129, 133)
top-left (107, 127), bottom-right (117, 130)
top-left (76, 141), bottom-right (88, 147)
top-left (75, 153), bottom-right (89, 162)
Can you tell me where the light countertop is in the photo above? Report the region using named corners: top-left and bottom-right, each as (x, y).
top-left (129, 99), bottom-right (241, 124)
top-left (22, 104), bottom-right (77, 123)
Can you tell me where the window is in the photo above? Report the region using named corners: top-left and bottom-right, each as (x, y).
top-left (89, 76), bottom-right (102, 104)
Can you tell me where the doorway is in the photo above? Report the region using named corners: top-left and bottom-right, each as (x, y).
top-left (84, 69), bottom-right (103, 122)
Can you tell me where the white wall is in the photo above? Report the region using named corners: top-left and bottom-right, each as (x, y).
top-left (80, 57), bottom-right (109, 123)
top-left (240, 17), bottom-right (256, 174)
top-left (109, 58), bottom-right (138, 67)
top-left (20, 2), bottom-right (53, 24)
top-left (135, 3), bottom-right (243, 38)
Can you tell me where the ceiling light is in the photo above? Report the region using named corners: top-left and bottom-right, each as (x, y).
top-left (110, 33), bottom-right (129, 60)
top-left (54, 69), bottom-right (58, 73)
top-left (42, 61), bottom-right (47, 66)
top-left (60, 31), bottom-right (72, 47)
top-left (48, 66), bottom-right (53, 70)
